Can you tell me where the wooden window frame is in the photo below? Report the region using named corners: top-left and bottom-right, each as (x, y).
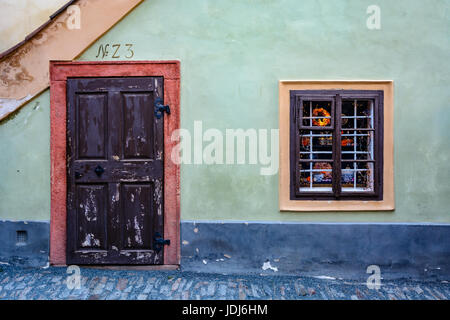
top-left (291, 90), bottom-right (383, 200)
top-left (49, 60), bottom-right (180, 265)
top-left (279, 81), bottom-right (394, 212)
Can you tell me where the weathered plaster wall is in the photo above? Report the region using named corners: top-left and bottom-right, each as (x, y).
top-left (0, 0), bottom-right (68, 53)
top-left (0, 0), bottom-right (144, 121)
top-left (0, 91), bottom-right (50, 221)
top-left (0, 0), bottom-right (449, 222)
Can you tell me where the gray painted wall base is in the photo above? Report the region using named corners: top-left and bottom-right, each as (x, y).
top-left (181, 221), bottom-right (450, 280)
top-left (1, 220), bottom-right (449, 281)
top-left (0, 220), bottom-right (49, 267)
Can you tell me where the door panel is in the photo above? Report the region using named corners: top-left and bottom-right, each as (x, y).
top-left (67, 77), bottom-right (165, 265)
top-left (76, 184), bottom-right (107, 250)
top-left (122, 183), bottom-right (154, 250)
top-left (123, 93), bottom-right (155, 159)
top-left (77, 93), bottom-right (107, 159)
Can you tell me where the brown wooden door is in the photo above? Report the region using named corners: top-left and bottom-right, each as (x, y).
top-left (66, 77), bottom-right (165, 265)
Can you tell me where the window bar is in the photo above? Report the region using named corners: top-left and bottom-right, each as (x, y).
top-left (304, 116), bottom-right (334, 119)
top-left (299, 159), bottom-right (333, 162)
top-left (309, 101), bottom-right (313, 189)
top-left (333, 94), bottom-right (342, 197)
top-left (342, 151), bottom-right (370, 154)
top-left (302, 151), bottom-right (333, 154)
top-left (308, 101), bottom-right (311, 130)
top-left (296, 97), bottom-right (301, 194)
top-left (304, 169), bottom-right (338, 172)
top-left (370, 100), bottom-right (374, 160)
top-left (303, 133), bottom-right (333, 137)
top-left (350, 159), bottom-right (375, 162)
top-left (353, 99), bottom-right (357, 189)
top-left (342, 133), bottom-right (369, 137)
top-left (341, 116), bottom-right (372, 119)
top-left (344, 128), bottom-right (374, 131)
top-left (370, 100), bottom-right (375, 190)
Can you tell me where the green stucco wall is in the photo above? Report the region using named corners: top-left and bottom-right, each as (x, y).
top-left (0, 0), bottom-right (449, 222)
top-left (0, 91), bottom-right (50, 221)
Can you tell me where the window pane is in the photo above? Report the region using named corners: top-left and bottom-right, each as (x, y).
top-left (302, 100), bottom-right (310, 117)
top-left (302, 101), bottom-right (332, 127)
top-left (341, 131), bottom-right (374, 160)
top-left (340, 100), bottom-right (375, 192)
top-left (341, 100), bottom-right (374, 129)
top-left (357, 101), bottom-right (373, 129)
top-left (299, 161), bottom-right (333, 192)
top-left (300, 130), bottom-right (333, 160)
top-left (341, 100), bottom-right (354, 129)
top-left (341, 161), bottom-right (374, 192)
top-left (300, 171), bottom-right (311, 189)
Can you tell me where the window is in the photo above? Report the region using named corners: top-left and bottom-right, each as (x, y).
top-left (279, 81), bottom-right (394, 211)
top-left (290, 90), bottom-right (383, 200)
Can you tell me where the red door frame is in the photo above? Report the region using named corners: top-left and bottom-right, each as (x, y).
top-left (49, 60), bottom-right (180, 266)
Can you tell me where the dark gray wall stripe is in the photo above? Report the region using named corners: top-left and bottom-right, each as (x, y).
top-left (0, 220), bottom-right (49, 267)
top-left (181, 221), bottom-right (450, 280)
top-left (1, 220), bottom-right (449, 281)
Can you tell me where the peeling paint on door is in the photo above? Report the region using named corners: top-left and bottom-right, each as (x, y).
top-left (66, 77), bottom-right (165, 265)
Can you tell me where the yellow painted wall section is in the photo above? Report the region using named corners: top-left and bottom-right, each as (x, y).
top-left (0, 0), bottom-right (68, 53)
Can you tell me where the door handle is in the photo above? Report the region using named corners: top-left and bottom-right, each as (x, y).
top-left (75, 172), bottom-right (83, 179)
top-left (94, 165), bottom-right (105, 177)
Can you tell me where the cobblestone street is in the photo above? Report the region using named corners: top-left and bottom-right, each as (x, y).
top-left (0, 265), bottom-right (449, 300)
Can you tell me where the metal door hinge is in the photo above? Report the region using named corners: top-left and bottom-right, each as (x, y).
top-left (153, 232), bottom-right (170, 253)
top-left (154, 98), bottom-right (170, 119)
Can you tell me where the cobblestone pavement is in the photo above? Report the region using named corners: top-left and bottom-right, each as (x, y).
top-left (0, 265), bottom-right (449, 300)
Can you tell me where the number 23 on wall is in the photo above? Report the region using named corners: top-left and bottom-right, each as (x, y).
top-left (95, 43), bottom-right (134, 59)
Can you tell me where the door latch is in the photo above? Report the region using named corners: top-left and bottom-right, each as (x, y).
top-left (154, 98), bottom-right (170, 119)
top-left (153, 232), bottom-right (170, 253)
top-left (94, 165), bottom-right (105, 177)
